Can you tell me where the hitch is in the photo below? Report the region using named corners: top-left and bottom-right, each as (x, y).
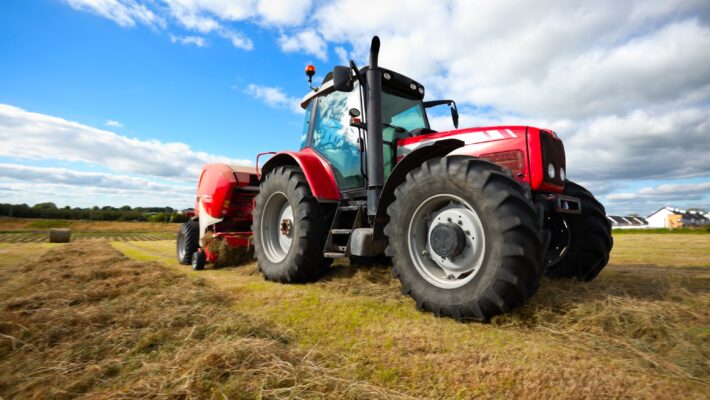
top-left (543, 194), bottom-right (581, 214)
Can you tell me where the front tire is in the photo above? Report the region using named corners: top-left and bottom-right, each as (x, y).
top-left (385, 156), bottom-right (544, 322)
top-left (176, 220), bottom-right (199, 265)
top-left (252, 166), bottom-right (333, 283)
top-left (544, 181), bottom-right (613, 281)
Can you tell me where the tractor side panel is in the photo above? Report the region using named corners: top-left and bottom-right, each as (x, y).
top-left (260, 148), bottom-right (341, 201)
top-left (447, 127), bottom-right (531, 187)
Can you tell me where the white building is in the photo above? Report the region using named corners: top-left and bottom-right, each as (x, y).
top-left (646, 207), bottom-right (709, 228)
top-left (646, 207), bottom-right (678, 228)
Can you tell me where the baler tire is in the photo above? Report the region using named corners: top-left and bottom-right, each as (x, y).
top-left (191, 251), bottom-right (206, 271)
top-left (252, 166), bottom-right (333, 283)
top-left (544, 181), bottom-right (613, 281)
top-left (385, 156), bottom-right (544, 322)
top-left (176, 220), bottom-right (199, 265)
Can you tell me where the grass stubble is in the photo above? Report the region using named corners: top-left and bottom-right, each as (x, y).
top-left (0, 242), bottom-right (408, 399)
top-left (0, 234), bottom-right (708, 399)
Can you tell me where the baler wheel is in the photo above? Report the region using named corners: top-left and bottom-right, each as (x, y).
top-left (385, 156), bottom-right (544, 322)
top-left (544, 181), bottom-right (613, 281)
top-left (253, 166), bottom-right (333, 283)
top-left (191, 251), bottom-right (206, 271)
top-left (176, 220), bottom-right (199, 265)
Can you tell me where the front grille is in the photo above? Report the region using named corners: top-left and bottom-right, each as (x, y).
top-left (540, 131), bottom-right (566, 186)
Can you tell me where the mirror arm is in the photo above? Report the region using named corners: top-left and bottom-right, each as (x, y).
top-left (350, 60), bottom-right (366, 87)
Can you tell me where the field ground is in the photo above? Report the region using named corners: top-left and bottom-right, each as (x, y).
top-left (1, 233), bottom-right (708, 399)
top-left (0, 217), bottom-right (177, 243)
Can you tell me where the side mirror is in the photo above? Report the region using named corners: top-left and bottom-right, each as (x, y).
top-left (450, 105), bottom-right (459, 129)
top-left (332, 66), bottom-right (354, 92)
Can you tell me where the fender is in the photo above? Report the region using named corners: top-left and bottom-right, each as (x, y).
top-left (373, 139), bottom-right (465, 240)
top-left (260, 147), bottom-right (341, 201)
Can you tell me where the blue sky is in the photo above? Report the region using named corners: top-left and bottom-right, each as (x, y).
top-left (0, 0), bottom-right (708, 216)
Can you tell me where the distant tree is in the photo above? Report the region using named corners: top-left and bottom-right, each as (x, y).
top-left (170, 213), bottom-right (188, 223)
top-left (33, 202), bottom-right (57, 210)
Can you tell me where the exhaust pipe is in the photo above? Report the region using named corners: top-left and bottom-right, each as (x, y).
top-left (365, 36), bottom-right (383, 216)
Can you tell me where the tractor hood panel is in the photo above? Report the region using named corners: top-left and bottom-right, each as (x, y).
top-left (397, 126), bottom-right (526, 157)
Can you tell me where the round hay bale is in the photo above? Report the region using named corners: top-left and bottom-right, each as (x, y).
top-left (49, 228), bottom-right (71, 243)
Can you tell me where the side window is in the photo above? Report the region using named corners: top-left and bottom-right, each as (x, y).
top-left (299, 100), bottom-right (314, 149)
top-left (311, 85), bottom-right (364, 191)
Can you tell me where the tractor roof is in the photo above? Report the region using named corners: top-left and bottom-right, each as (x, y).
top-left (300, 67), bottom-right (425, 109)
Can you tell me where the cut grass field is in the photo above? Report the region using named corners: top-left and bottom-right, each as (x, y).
top-left (1, 234), bottom-right (708, 398)
top-left (0, 217), bottom-right (178, 243)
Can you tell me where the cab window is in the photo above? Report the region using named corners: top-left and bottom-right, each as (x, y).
top-left (299, 100), bottom-right (314, 149)
top-left (311, 84), bottom-right (364, 191)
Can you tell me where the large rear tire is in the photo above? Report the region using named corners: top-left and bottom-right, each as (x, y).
top-left (176, 220), bottom-right (199, 265)
top-left (544, 181), bottom-right (613, 281)
top-left (252, 166), bottom-right (333, 283)
top-left (385, 156), bottom-right (544, 322)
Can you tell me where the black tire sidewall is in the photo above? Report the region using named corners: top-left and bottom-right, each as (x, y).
top-left (177, 220), bottom-right (199, 265)
top-left (252, 166), bottom-right (332, 282)
top-left (391, 177), bottom-right (502, 304)
top-left (254, 169), bottom-right (301, 278)
top-left (386, 157), bottom-right (543, 320)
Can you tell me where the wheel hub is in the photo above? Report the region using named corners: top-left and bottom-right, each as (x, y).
top-left (429, 223), bottom-right (465, 258)
top-left (261, 192), bottom-right (294, 263)
top-left (280, 219), bottom-right (293, 236)
top-left (408, 195), bottom-right (487, 289)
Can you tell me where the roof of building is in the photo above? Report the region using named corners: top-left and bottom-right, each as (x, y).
top-left (607, 216), bottom-right (648, 226)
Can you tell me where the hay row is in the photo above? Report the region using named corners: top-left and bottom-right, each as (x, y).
top-left (0, 234), bottom-right (172, 243)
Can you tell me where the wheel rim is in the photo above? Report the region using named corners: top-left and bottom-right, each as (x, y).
top-left (544, 214), bottom-right (571, 267)
top-left (407, 194), bottom-right (486, 289)
top-left (261, 191), bottom-right (294, 263)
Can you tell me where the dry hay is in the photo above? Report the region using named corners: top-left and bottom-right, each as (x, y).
top-left (0, 242), bottom-right (408, 399)
top-left (203, 232), bottom-right (253, 268)
top-left (48, 228), bottom-right (71, 243)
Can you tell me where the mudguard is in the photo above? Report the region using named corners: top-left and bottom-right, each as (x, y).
top-left (260, 148), bottom-right (341, 201)
top-left (373, 139), bottom-right (465, 240)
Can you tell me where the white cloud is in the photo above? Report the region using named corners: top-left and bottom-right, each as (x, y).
top-left (334, 46), bottom-right (349, 65)
top-left (105, 119), bottom-right (123, 127)
top-left (564, 107), bottom-right (710, 182)
top-left (169, 34), bottom-right (207, 47)
top-left (0, 104), bottom-right (251, 181)
top-left (607, 181), bottom-right (710, 202)
top-left (257, 0), bottom-right (313, 26)
top-left (0, 181), bottom-right (194, 208)
top-left (218, 28), bottom-right (254, 50)
top-left (0, 163), bottom-right (188, 193)
top-left (244, 84), bottom-right (303, 113)
top-left (278, 29), bottom-right (328, 61)
top-left (65, 0), bottom-right (165, 28)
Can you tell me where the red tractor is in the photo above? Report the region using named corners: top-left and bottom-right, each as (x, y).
top-left (176, 37), bottom-right (612, 321)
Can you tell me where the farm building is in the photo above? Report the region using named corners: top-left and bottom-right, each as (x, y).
top-left (646, 207), bottom-right (709, 228)
top-left (606, 216), bottom-right (649, 229)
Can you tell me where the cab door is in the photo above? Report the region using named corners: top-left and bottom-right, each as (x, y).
top-left (308, 84), bottom-right (365, 192)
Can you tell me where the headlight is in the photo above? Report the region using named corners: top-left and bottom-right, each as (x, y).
top-left (560, 168), bottom-right (565, 181)
top-left (547, 163), bottom-right (556, 178)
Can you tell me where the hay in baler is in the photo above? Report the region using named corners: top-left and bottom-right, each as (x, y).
top-left (203, 232), bottom-right (252, 268)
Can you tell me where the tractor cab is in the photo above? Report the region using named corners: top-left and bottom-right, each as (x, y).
top-left (299, 67), bottom-right (436, 191)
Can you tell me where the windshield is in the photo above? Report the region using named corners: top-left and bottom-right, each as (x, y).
top-left (381, 89), bottom-right (428, 131)
top-left (381, 89), bottom-right (427, 177)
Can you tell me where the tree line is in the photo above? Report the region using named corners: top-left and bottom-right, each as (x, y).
top-left (0, 203), bottom-right (191, 223)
